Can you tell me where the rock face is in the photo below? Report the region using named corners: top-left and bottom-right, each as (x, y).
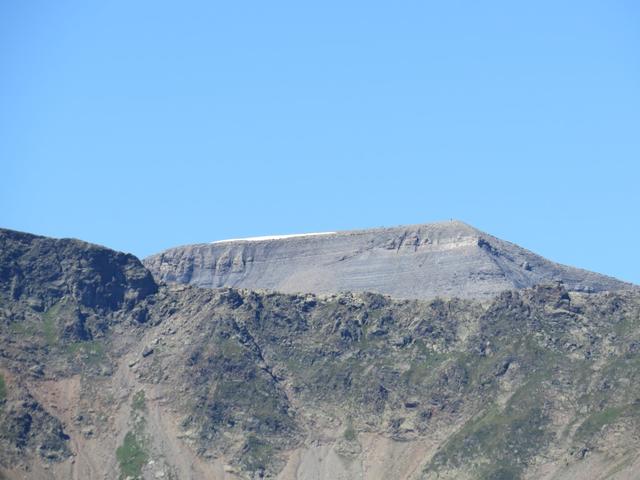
top-left (1, 228), bottom-right (157, 311)
top-left (2, 226), bottom-right (640, 480)
top-left (144, 221), bottom-right (631, 299)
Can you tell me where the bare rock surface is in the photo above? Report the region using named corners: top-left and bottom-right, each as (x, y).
top-left (2, 226), bottom-right (640, 480)
top-left (144, 221), bottom-right (632, 300)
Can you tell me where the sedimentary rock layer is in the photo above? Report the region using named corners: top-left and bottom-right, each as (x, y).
top-left (144, 221), bottom-right (631, 299)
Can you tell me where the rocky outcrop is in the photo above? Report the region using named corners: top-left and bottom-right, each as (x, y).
top-left (2, 227), bottom-right (640, 480)
top-left (0, 383), bottom-right (71, 467)
top-left (0, 228), bottom-right (157, 312)
top-left (144, 221), bottom-right (632, 300)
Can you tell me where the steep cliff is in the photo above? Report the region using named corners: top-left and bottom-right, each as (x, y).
top-left (144, 221), bottom-right (631, 300)
top-left (1, 227), bottom-right (640, 480)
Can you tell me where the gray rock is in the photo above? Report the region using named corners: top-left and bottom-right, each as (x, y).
top-left (144, 221), bottom-right (634, 300)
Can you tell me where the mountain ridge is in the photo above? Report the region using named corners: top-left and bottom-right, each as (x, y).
top-left (0, 230), bottom-right (640, 480)
top-left (144, 220), bottom-right (633, 300)
top-left (2, 226), bottom-right (640, 479)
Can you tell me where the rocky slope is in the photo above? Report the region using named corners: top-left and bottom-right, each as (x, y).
top-left (1, 227), bottom-right (640, 480)
top-left (143, 221), bottom-right (632, 300)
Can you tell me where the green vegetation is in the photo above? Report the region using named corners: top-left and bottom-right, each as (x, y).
top-left (42, 317), bottom-right (57, 346)
top-left (0, 374), bottom-right (6, 402)
top-left (213, 375), bottom-right (294, 433)
top-left (242, 435), bottom-right (274, 472)
top-left (9, 321), bottom-right (36, 335)
top-left (116, 390), bottom-right (149, 479)
top-left (40, 302), bottom-right (65, 346)
top-left (575, 406), bottom-right (626, 441)
top-left (219, 338), bottom-right (245, 358)
top-left (613, 313), bottom-right (640, 336)
top-left (425, 373), bottom-right (550, 479)
top-left (343, 421), bottom-right (356, 441)
top-left (355, 323), bottom-right (385, 350)
top-left (132, 390), bottom-right (146, 412)
top-left (66, 340), bottom-right (106, 365)
top-left (402, 344), bottom-right (449, 386)
top-left (205, 336), bottom-right (296, 437)
top-left (116, 431), bottom-right (148, 479)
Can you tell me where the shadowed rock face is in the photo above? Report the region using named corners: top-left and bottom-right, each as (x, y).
top-left (3, 227), bottom-right (640, 480)
top-left (0, 228), bottom-right (157, 311)
top-left (157, 284), bottom-right (640, 480)
top-left (144, 221), bottom-right (632, 299)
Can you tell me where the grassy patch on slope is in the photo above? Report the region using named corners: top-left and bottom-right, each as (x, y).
top-left (424, 375), bottom-right (551, 479)
top-left (116, 390), bottom-right (148, 479)
top-left (65, 340), bottom-right (106, 365)
top-left (116, 431), bottom-right (148, 479)
top-left (0, 374), bottom-right (6, 402)
top-left (41, 303), bottom-right (62, 346)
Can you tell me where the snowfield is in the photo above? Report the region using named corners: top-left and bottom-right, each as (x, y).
top-left (211, 232), bottom-right (337, 244)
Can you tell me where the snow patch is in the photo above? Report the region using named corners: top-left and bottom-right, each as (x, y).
top-left (212, 232), bottom-right (337, 244)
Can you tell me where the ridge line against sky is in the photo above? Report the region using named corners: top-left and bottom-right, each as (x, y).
top-left (1, 1), bottom-right (639, 284)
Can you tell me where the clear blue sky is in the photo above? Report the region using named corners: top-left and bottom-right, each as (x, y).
top-left (2, 1), bottom-right (639, 284)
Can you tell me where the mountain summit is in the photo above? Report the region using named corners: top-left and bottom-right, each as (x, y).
top-left (2, 226), bottom-right (640, 479)
top-left (144, 221), bottom-right (631, 299)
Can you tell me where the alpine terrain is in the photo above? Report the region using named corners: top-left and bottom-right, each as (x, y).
top-left (144, 221), bottom-right (628, 299)
top-left (1, 221), bottom-right (639, 480)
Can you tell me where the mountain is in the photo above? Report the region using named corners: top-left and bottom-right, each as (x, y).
top-left (1, 226), bottom-right (640, 480)
top-left (143, 221), bottom-right (631, 300)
